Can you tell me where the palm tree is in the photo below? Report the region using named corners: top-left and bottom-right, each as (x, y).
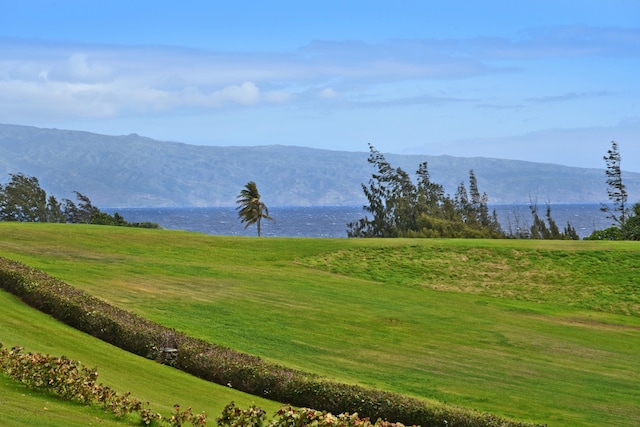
top-left (236, 181), bottom-right (274, 237)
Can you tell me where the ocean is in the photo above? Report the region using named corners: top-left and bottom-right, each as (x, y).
top-left (106, 203), bottom-right (612, 239)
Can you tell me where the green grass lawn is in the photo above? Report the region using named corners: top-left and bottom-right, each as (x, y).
top-left (1, 223), bottom-right (639, 426)
top-left (0, 374), bottom-right (137, 427)
top-left (0, 288), bottom-right (281, 427)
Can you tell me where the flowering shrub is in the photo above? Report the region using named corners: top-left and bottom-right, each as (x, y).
top-left (0, 344), bottom-right (98, 403)
top-left (218, 402), bottom-right (413, 427)
top-left (0, 343), bottom-right (205, 426)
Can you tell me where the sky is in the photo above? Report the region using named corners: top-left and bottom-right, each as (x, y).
top-left (1, 0), bottom-right (639, 171)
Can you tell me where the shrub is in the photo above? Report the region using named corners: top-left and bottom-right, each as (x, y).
top-left (219, 402), bottom-right (414, 427)
top-left (0, 344), bottom-right (203, 426)
top-left (585, 226), bottom-right (623, 240)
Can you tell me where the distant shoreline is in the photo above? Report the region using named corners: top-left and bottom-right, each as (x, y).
top-left (106, 203), bottom-right (610, 239)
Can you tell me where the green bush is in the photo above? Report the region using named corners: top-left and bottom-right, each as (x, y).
top-left (585, 226), bottom-right (623, 240)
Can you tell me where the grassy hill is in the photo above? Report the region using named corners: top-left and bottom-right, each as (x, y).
top-left (1, 223), bottom-right (639, 426)
top-left (0, 285), bottom-right (280, 426)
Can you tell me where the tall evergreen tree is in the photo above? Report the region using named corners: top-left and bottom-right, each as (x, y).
top-left (467, 170), bottom-right (495, 229)
top-left (454, 181), bottom-right (470, 221)
top-left (621, 202), bottom-right (640, 240)
top-left (63, 191), bottom-right (100, 224)
top-left (526, 200), bottom-right (577, 240)
top-left (563, 221), bottom-right (579, 240)
top-left (415, 161), bottom-right (445, 217)
top-left (347, 144), bottom-right (409, 237)
top-left (46, 195), bottom-right (65, 223)
top-left (601, 140), bottom-right (627, 226)
top-left (0, 173), bottom-right (48, 222)
top-left (389, 166), bottom-right (417, 234)
top-left (545, 204), bottom-right (561, 239)
top-left (529, 203), bottom-right (550, 239)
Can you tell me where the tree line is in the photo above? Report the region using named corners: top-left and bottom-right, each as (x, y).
top-left (4, 140), bottom-right (637, 239)
top-left (0, 173), bottom-right (159, 228)
top-left (348, 142), bottom-right (639, 240)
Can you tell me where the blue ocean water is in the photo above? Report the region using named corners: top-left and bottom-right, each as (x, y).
top-left (106, 206), bottom-right (366, 238)
top-left (106, 204), bottom-right (612, 239)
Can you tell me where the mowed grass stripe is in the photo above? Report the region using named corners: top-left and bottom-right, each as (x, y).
top-left (0, 223), bottom-right (638, 426)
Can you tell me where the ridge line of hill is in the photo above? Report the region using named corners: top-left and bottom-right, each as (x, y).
top-left (1, 123), bottom-right (639, 208)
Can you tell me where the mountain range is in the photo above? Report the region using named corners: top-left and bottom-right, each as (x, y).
top-left (1, 123), bottom-right (638, 208)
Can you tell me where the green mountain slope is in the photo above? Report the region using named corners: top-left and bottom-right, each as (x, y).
top-left (1, 123), bottom-right (638, 207)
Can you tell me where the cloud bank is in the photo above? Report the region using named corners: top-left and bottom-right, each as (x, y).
top-left (1, 25), bottom-right (638, 121)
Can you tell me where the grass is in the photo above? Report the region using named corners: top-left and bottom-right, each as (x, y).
top-left (0, 223), bottom-right (639, 426)
top-left (0, 288), bottom-right (281, 427)
top-left (0, 371), bottom-right (136, 427)
top-left (299, 242), bottom-right (640, 315)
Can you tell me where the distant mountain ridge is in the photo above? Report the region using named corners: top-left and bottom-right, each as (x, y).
top-left (1, 123), bottom-right (638, 208)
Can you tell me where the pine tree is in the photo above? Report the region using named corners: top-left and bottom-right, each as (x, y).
top-left (529, 204), bottom-right (550, 239)
top-left (454, 181), bottom-right (470, 222)
top-left (415, 161), bottom-right (445, 216)
top-left (545, 204), bottom-right (561, 239)
top-left (348, 144), bottom-right (415, 237)
top-left (0, 173), bottom-right (48, 222)
top-left (601, 141), bottom-right (627, 226)
top-left (46, 195), bottom-right (65, 223)
top-left (63, 191), bottom-right (100, 223)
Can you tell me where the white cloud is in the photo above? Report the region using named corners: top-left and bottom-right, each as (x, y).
top-left (0, 79), bottom-right (119, 118)
top-left (264, 90), bottom-right (293, 104)
top-left (210, 82), bottom-right (260, 106)
top-left (320, 88), bottom-right (338, 99)
top-left (61, 53), bottom-right (113, 82)
top-left (0, 25), bottom-right (636, 121)
top-left (180, 82), bottom-right (292, 107)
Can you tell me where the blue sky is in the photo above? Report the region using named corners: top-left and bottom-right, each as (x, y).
top-left (1, 1), bottom-right (639, 170)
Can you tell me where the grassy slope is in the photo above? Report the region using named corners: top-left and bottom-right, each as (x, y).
top-left (0, 223), bottom-right (639, 427)
top-left (0, 287), bottom-right (281, 426)
top-left (0, 375), bottom-right (135, 427)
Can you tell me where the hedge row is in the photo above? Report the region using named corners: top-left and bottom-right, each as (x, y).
top-left (0, 343), bottom-right (409, 427)
top-left (0, 256), bottom-right (545, 427)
